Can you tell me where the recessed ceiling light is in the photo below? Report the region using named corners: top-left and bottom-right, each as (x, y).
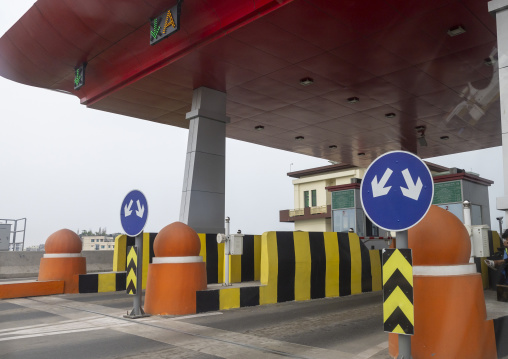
top-left (447, 25), bottom-right (466, 37)
top-left (440, 135), bottom-right (450, 140)
top-left (295, 136), bottom-right (304, 141)
top-left (329, 145), bottom-right (337, 149)
top-left (300, 77), bottom-right (314, 86)
top-left (385, 113), bottom-right (396, 118)
top-left (358, 152), bottom-right (365, 156)
top-left (254, 125), bottom-right (264, 131)
top-left (347, 97), bottom-right (360, 103)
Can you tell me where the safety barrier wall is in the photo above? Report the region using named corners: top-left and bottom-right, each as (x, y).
top-left (78, 272), bottom-right (126, 293)
top-left (113, 233), bottom-right (261, 289)
top-left (196, 231), bottom-right (382, 312)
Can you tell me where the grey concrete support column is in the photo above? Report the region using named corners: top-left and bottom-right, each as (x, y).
top-left (180, 87), bottom-right (229, 234)
top-left (490, 1), bottom-right (508, 225)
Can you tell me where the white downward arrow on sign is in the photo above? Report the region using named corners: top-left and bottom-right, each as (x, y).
top-left (124, 200), bottom-right (133, 217)
top-left (371, 168), bottom-right (393, 197)
top-left (400, 168), bottom-right (423, 200)
top-left (136, 200), bottom-right (145, 218)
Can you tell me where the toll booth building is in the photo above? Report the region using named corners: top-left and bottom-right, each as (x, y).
top-left (280, 162), bottom-right (493, 237)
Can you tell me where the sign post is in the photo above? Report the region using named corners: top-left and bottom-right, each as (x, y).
top-left (121, 190), bottom-right (149, 318)
top-left (361, 151), bottom-right (434, 359)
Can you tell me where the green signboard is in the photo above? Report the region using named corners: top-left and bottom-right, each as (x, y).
top-left (332, 190), bottom-right (355, 209)
top-left (432, 180), bottom-right (462, 204)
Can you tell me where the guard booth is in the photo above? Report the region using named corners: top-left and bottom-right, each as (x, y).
top-left (328, 167), bottom-right (493, 248)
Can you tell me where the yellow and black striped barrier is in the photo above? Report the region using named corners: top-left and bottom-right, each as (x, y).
top-left (114, 233), bottom-right (261, 287)
top-left (382, 248), bottom-right (414, 335)
top-left (259, 231), bottom-right (382, 305)
top-left (196, 231), bottom-right (383, 313)
top-left (78, 272), bottom-right (126, 293)
top-left (126, 246), bottom-right (137, 295)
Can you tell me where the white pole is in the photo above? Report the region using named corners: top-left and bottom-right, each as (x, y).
top-left (463, 200), bottom-right (474, 262)
top-left (224, 217), bottom-right (230, 286)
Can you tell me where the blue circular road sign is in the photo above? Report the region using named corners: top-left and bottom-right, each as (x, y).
top-left (120, 190), bottom-right (148, 236)
top-left (360, 151), bottom-right (434, 231)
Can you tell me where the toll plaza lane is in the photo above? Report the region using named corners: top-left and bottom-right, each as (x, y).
top-left (0, 291), bottom-right (391, 359)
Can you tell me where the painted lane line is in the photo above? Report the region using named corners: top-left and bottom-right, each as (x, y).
top-left (354, 341), bottom-right (389, 358)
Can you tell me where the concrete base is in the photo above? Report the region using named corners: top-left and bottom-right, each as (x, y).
top-left (38, 257), bottom-right (86, 294)
top-left (389, 274), bottom-right (497, 359)
top-left (144, 262), bottom-right (207, 315)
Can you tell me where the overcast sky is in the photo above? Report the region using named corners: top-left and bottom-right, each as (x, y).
top-left (1, 1), bottom-right (505, 247)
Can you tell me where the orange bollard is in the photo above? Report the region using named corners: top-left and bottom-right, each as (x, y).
top-left (38, 229), bottom-right (86, 294)
top-left (388, 206), bottom-right (497, 358)
top-left (144, 222), bottom-right (207, 315)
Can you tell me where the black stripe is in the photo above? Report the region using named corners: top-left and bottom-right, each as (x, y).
top-left (309, 232), bottom-right (326, 299)
top-left (206, 234), bottom-right (218, 284)
top-left (126, 236), bottom-right (135, 248)
top-left (474, 257), bottom-right (482, 274)
top-left (383, 269), bottom-right (413, 304)
top-left (240, 286), bottom-right (259, 307)
top-left (149, 232), bottom-right (157, 263)
top-left (337, 232), bottom-right (351, 296)
top-left (116, 272), bottom-right (126, 291)
top-left (276, 232), bottom-right (295, 303)
top-left (78, 274), bottom-right (98, 293)
top-left (494, 315), bottom-right (508, 357)
top-left (196, 290), bottom-right (220, 313)
top-left (241, 235), bottom-right (255, 282)
top-left (126, 280), bottom-right (136, 295)
top-left (126, 246), bottom-right (137, 272)
top-left (384, 306), bottom-right (414, 334)
top-left (360, 242), bottom-right (372, 293)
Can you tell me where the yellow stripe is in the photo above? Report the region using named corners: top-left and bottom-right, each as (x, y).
top-left (126, 269), bottom-right (137, 291)
top-left (383, 249), bottom-right (413, 286)
top-left (254, 235), bottom-right (261, 281)
top-left (218, 242), bottom-right (225, 284)
top-left (98, 273), bottom-right (116, 293)
top-left (229, 255), bottom-right (242, 283)
top-left (324, 232), bottom-right (340, 297)
top-left (198, 233), bottom-right (207, 262)
top-left (219, 287), bottom-right (240, 310)
top-left (480, 257), bottom-right (489, 289)
top-left (127, 246), bottom-right (137, 264)
top-left (369, 250), bottom-right (382, 292)
top-left (392, 324), bottom-right (405, 335)
top-left (259, 232), bottom-right (278, 305)
top-left (383, 286), bottom-right (414, 325)
top-left (492, 231), bottom-right (501, 253)
top-left (294, 232), bottom-right (311, 301)
top-left (349, 233), bottom-right (362, 295)
top-left (113, 235), bottom-right (127, 272)
top-left (141, 233), bottom-right (150, 289)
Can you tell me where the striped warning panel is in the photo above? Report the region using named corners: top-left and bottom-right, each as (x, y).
top-left (259, 231), bottom-right (381, 306)
top-left (78, 272), bottom-right (127, 293)
top-left (126, 246), bottom-right (137, 295)
top-left (382, 248), bottom-right (414, 335)
top-left (196, 286), bottom-right (261, 313)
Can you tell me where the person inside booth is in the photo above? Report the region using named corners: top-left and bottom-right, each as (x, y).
top-left (485, 229), bottom-right (508, 284)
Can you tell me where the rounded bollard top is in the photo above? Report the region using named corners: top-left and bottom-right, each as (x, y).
top-left (153, 222), bottom-right (201, 257)
top-left (408, 205), bottom-right (471, 265)
top-left (45, 229), bottom-right (82, 254)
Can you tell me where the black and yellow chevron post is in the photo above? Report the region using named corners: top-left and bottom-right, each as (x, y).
top-left (126, 246), bottom-right (137, 295)
top-left (382, 248), bottom-right (414, 335)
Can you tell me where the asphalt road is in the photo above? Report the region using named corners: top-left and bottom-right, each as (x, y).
top-left (0, 291), bottom-right (390, 359)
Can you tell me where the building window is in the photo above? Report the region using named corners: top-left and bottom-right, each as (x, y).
top-left (91, 239), bottom-right (94, 242)
top-left (101, 245), bottom-right (105, 249)
top-left (311, 190), bottom-right (317, 207)
top-left (304, 191), bottom-right (309, 208)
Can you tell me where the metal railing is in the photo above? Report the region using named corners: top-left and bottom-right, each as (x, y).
top-left (310, 205), bottom-right (328, 214)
